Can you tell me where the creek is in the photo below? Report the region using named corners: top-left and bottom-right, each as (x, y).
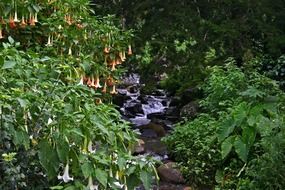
top-left (114, 73), bottom-right (192, 190)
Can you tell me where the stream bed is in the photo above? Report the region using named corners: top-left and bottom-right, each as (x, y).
top-left (114, 74), bottom-right (191, 190)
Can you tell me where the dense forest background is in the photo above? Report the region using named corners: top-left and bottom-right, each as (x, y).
top-left (94, 0), bottom-right (285, 93)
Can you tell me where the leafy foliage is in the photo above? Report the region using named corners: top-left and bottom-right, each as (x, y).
top-left (0, 0), bottom-right (155, 189)
top-left (164, 62), bottom-right (285, 189)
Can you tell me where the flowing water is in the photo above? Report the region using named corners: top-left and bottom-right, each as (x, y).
top-left (116, 73), bottom-right (175, 161)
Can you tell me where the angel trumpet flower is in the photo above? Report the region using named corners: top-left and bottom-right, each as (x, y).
top-left (104, 46), bottom-right (110, 53)
top-left (128, 45), bottom-right (132, 55)
top-left (88, 141), bottom-right (96, 153)
top-left (34, 13), bottom-right (38, 23)
top-left (87, 77), bottom-right (92, 86)
top-left (78, 76), bottom-right (84, 85)
top-left (0, 29), bottom-right (3, 39)
top-left (90, 77), bottom-right (96, 88)
top-left (102, 82), bottom-right (107, 93)
top-left (119, 52), bottom-right (126, 62)
top-left (14, 11), bottom-right (19, 22)
top-left (94, 76), bottom-right (102, 88)
top-left (46, 35), bottom-right (52, 46)
top-left (9, 16), bottom-right (16, 29)
top-left (20, 16), bottom-right (27, 28)
top-left (29, 14), bottom-right (35, 26)
top-left (116, 58), bottom-right (122, 65)
top-left (87, 176), bottom-right (98, 190)
top-left (1, 17), bottom-right (6, 25)
top-left (68, 47), bottom-right (72, 56)
top-left (95, 98), bottom-right (102, 105)
top-left (57, 163), bottom-right (74, 183)
top-left (110, 85), bottom-right (117, 95)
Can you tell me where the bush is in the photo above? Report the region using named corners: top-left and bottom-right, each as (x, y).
top-left (163, 114), bottom-right (221, 188)
top-left (164, 61), bottom-right (285, 189)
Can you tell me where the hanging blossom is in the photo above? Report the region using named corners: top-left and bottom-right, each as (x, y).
top-left (87, 176), bottom-right (98, 190)
top-left (57, 163), bottom-right (74, 183)
top-left (87, 141), bottom-right (96, 153)
top-left (78, 76), bottom-right (84, 85)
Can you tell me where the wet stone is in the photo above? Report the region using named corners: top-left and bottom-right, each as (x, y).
top-left (157, 162), bottom-right (186, 184)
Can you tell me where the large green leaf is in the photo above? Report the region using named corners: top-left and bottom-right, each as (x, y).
top-left (140, 170), bottom-right (152, 190)
top-left (221, 136), bottom-right (235, 159)
top-left (56, 138), bottom-right (70, 162)
top-left (234, 136), bottom-right (248, 162)
top-left (2, 60), bottom-right (16, 69)
top-left (38, 139), bottom-right (59, 178)
top-left (95, 168), bottom-right (108, 188)
top-left (81, 162), bottom-right (93, 178)
top-left (217, 117), bottom-right (236, 141)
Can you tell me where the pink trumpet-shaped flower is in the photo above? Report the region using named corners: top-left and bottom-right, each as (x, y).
top-left (57, 163), bottom-right (74, 183)
top-left (0, 29), bottom-right (3, 39)
top-left (110, 85), bottom-right (117, 95)
top-left (94, 76), bottom-right (102, 88)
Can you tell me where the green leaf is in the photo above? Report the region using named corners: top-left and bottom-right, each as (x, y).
top-left (38, 139), bottom-right (59, 178)
top-left (140, 170), bottom-right (152, 190)
top-left (234, 136), bottom-right (248, 162)
top-left (2, 60), bottom-right (16, 69)
top-left (8, 36), bottom-right (15, 44)
top-left (217, 117), bottom-right (235, 141)
top-left (56, 139), bottom-right (69, 162)
top-left (13, 130), bottom-right (30, 149)
top-left (221, 136), bottom-right (235, 159)
top-left (81, 162), bottom-right (93, 178)
top-left (117, 157), bottom-right (126, 171)
top-left (17, 98), bottom-right (28, 108)
top-left (127, 174), bottom-right (141, 190)
top-left (50, 186), bottom-right (64, 190)
top-left (95, 168), bottom-right (108, 187)
top-left (242, 127), bottom-right (256, 147)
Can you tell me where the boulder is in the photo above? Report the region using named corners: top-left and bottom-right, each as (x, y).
top-left (141, 122), bottom-right (166, 137)
top-left (157, 162), bottom-right (186, 184)
top-left (127, 85), bottom-right (139, 93)
top-left (125, 102), bottom-right (144, 115)
top-left (141, 137), bottom-right (168, 156)
top-left (133, 139), bottom-right (145, 154)
top-left (159, 182), bottom-right (192, 190)
top-left (169, 96), bottom-right (182, 107)
top-left (141, 128), bottom-right (158, 138)
top-left (113, 94), bottom-right (130, 107)
top-left (147, 112), bottom-right (166, 121)
top-left (137, 95), bottom-right (149, 104)
top-left (180, 87), bottom-right (203, 105)
top-left (180, 101), bottom-right (199, 119)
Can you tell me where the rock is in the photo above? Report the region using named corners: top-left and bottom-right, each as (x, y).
top-left (180, 87), bottom-right (203, 105)
top-left (161, 99), bottom-right (168, 107)
top-left (165, 106), bottom-right (180, 117)
top-left (152, 89), bottom-right (166, 97)
top-left (169, 96), bottom-right (181, 107)
top-left (141, 137), bottom-right (167, 155)
top-left (113, 94), bottom-right (130, 107)
top-left (125, 102), bottom-right (144, 115)
top-left (141, 122), bottom-right (166, 137)
top-left (159, 182), bottom-right (192, 190)
top-left (141, 129), bottom-right (158, 138)
top-left (157, 162), bottom-right (185, 184)
top-left (128, 85), bottom-right (139, 93)
top-left (138, 95), bottom-right (148, 104)
top-left (147, 113), bottom-right (166, 121)
top-left (133, 139), bottom-right (145, 154)
top-left (180, 101), bottom-right (199, 119)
